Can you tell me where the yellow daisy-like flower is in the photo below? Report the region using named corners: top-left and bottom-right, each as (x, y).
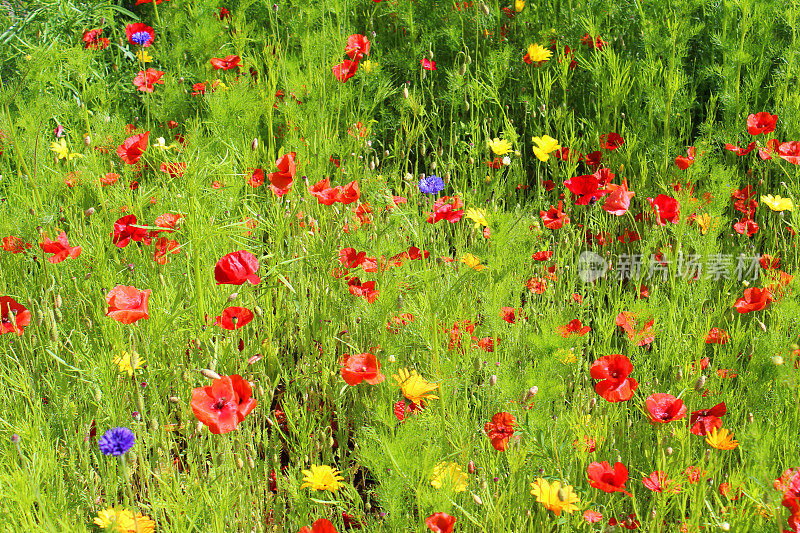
top-left (360, 60), bottom-right (375, 73)
top-left (430, 462), bottom-right (468, 493)
top-left (531, 135), bottom-right (561, 162)
top-left (530, 478), bottom-right (580, 516)
top-left (136, 50), bottom-right (153, 63)
top-left (526, 44), bottom-right (553, 64)
top-left (153, 137), bottom-right (178, 152)
top-left (113, 351), bottom-right (144, 377)
top-left (300, 464), bottom-right (345, 492)
top-left (515, 0), bottom-right (525, 11)
top-left (694, 213), bottom-right (718, 235)
top-left (460, 253), bottom-right (486, 271)
top-left (94, 507), bottom-right (156, 533)
top-left (50, 138), bottom-right (82, 161)
top-left (487, 138), bottom-right (512, 156)
top-left (706, 427), bottom-right (739, 450)
top-left (761, 194), bottom-right (794, 212)
top-left (465, 207), bottom-right (489, 229)
top-left (392, 368), bottom-right (439, 405)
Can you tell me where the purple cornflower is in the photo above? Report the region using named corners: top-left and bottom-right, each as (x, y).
top-left (131, 31), bottom-right (151, 46)
top-left (419, 175), bottom-right (445, 194)
top-left (98, 427), bottom-right (135, 456)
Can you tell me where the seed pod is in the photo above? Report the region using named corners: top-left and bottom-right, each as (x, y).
top-left (200, 369), bottom-right (222, 380)
top-left (402, 86), bottom-right (409, 99)
top-left (459, 63), bottom-right (467, 76)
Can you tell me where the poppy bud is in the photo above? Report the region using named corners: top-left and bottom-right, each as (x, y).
top-left (665, 447), bottom-right (673, 455)
top-left (227, 292), bottom-right (238, 302)
top-left (468, 157), bottom-right (475, 165)
top-left (196, 421), bottom-right (205, 434)
top-left (694, 374), bottom-right (706, 391)
top-left (481, 2), bottom-right (490, 14)
top-left (468, 460), bottom-right (476, 473)
top-left (369, 159), bottom-right (376, 170)
top-left (430, 161), bottom-right (437, 171)
top-left (757, 319), bottom-right (767, 332)
top-left (472, 493), bottom-right (483, 505)
top-left (524, 386), bottom-right (538, 400)
top-left (720, 522), bottom-right (730, 531)
top-left (200, 368), bottom-right (222, 380)
top-left (83, 133), bottom-right (91, 146)
top-left (169, 396), bottom-right (180, 404)
top-left (772, 355), bottom-right (784, 365)
top-left (459, 63), bottom-right (467, 76)
top-left (251, 138), bottom-right (258, 151)
top-left (235, 454), bottom-right (244, 469)
top-left (54, 294), bottom-right (62, 309)
top-left (747, 412), bottom-right (754, 423)
top-left (488, 374), bottom-right (497, 386)
top-left (84, 207), bottom-right (95, 217)
top-left (254, 305), bottom-right (263, 317)
top-left (94, 387), bottom-right (102, 401)
top-left (402, 86), bottom-right (409, 99)
top-left (588, 397), bottom-right (597, 413)
top-left (150, 419), bottom-right (159, 431)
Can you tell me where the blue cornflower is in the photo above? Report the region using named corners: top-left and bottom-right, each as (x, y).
top-left (98, 427), bottom-right (135, 456)
top-left (131, 31), bottom-right (151, 46)
top-left (419, 175), bottom-right (445, 195)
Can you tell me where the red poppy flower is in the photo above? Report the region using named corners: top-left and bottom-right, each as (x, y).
top-left (153, 237), bottom-right (180, 265)
top-left (581, 33), bottom-right (607, 50)
top-left (583, 510), bottom-right (603, 523)
top-left (724, 142), bottom-right (756, 156)
top-left (125, 23), bottom-right (155, 47)
top-left (112, 215), bottom-right (150, 248)
top-left (689, 402), bottom-right (726, 436)
top-left (425, 513), bottom-right (456, 533)
top-left (333, 59), bottom-right (360, 82)
top-left (759, 138), bottom-right (780, 160)
top-left (601, 177), bottom-right (635, 216)
top-left (747, 112), bottom-right (778, 135)
top-left (705, 327), bottom-right (730, 344)
top-left (133, 69), bottom-right (165, 92)
top-left (675, 146), bottom-right (696, 169)
top-left (420, 58), bottom-right (437, 70)
top-left (600, 132), bottom-right (625, 150)
top-left (105, 285), bottom-right (151, 324)
top-left (2, 236), bottom-right (31, 253)
top-left (338, 247), bottom-right (367, 270)
top-left (587, 461), bottom-right (632, 496)
top-left (83, 28), bottom-right (110, 50)
top-left (309, 178), bottom-right (341, 205)
top-left (267, 152), bottom-right (296, 197)
top-left (733, 287), bottom-right (773, 313)
top-left (778, 141), bottom-right (800, 164)
top-left (100, 172), bottom-right (119, 186)
top-left (647, 195), bottom-right (680, 225)
top-left (337, 181), bottom-right (360, 204)
top-left (427, 196), bottom-right (464, 223)
top-left (532, 250), bottom-right (553, 261)
top-left (190, 374), bottom-right (257, 434)
top-left (210, 55), bottom-right (241, 70)
top-left (117, 131), bottom-right (150, 165)
top-left (340, 353), bottom-right (385, 385)
top-left (733, 216), bottom-right (759, 236)
top-left (214, 307), bottom-right (254, 330)
top-left (152, 213), bottom-right (184, 233)
top-left (1, 296), bottom-right (31, 335)
top-left (557, 319), bottom-right (591, 337)
top-left (160, 162), bottom-right (186, 178)
top-left (484, 412), bottom-right (516, 451)
top-left (563, 174), bottom-right (608, 205)
top-left (345, 34), bottom-right (371, 60)
top-left (645, 393), bottom-right (687, 424)
top-left (590, 354), bottom-right (638, 402)
top-left (615, 311), bottom-right (655, 346)
top-left (215, 250), bottom-right (261, 285)
top-left (39, 231), bottom-right (82, 263)
top-left (298, 519), bottom-right (339, 533)
top-left (583, 150), bottom-right (602, 169)
top-left (609, 514), bottom-right (640, 529)
top-left (540, 201), bottom-right (569, 229)
top-left (347, 277), bottom-right (379, 303)
top-left (642, 471), bottom-right (680, 493)
top-left (500, 307), bottom-right (521, 324)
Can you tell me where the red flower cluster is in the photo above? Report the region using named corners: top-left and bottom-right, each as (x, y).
top-left (309, 178), bottom-right (361, 205)
top-left (333, 34), bottom-right (370, 82)
top-left (427, 196), bottom-right (464, 223)
top-left (615, 311), bottom-right (655, 346)
top-left (191, 375), bottom-right (257, 434)
top-left (775, 468), bottom-right (800, 531)
top-left (590, 354), bottom-right (638, 402)
top-left (587, 461), bottom-right (632, 496)
top-left (83, 28), bottom-right (110, 50)
top-left (484, 412), bottom-right (516, 451)
top-left (2, 236), bottom-right (31, 253)
top-left (1, 296), bottom-right (31, 335)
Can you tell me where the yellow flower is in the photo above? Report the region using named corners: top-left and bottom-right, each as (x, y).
top-left (526, 44), bottom-right (553, 64)
top-left (487, 138), bottom-right (512, 156)
top-left (531, 135), bottom-right (560, 162)
top-left (460, 253), bottom-right (486, 271)
top-left (392, 368), bottom-right (439, 405)
top-left (706, 427), bottom-right (739, 450)
top-left (530, 478), bottom-right (580, 516)
top-left (761, 194), bottom-right (794, 212)
top-left (153, 137), bottom-right (178, 152)
top-left (136, 50), bottom-right (153, 63)
top-left (50, 138), bottom-right (82, 161)
top-left (694, 213), bottom-right (717, 235)
top-left (300, 464), bottom-right (345, 492)
top-left (556, 348), bottom-right (576, 364)
top-left (361, 60), bottom-right (375, 73)
top-left (94, 507), bottom-right (155, 533)
top-left (465, 207), bottom-right (489, 229)
top-left (430, 462), bottom-right (468, 492)
top-left (515, 0), bottom-right (525, 11)
top-left (113, 351), bottom-right (144, 377)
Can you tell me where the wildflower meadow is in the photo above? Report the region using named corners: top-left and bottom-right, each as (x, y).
top-left (2, 0), bottom-right (800, 531)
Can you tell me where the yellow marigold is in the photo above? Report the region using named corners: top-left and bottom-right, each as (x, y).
top-left (530, 478), bottom-right (580, 516)
top-left (136, 50), bottom-right (153, 63)
top-left (460, 253), bottom-right (486, 271)
top-left (393, 368), bottom-right (439, 404)
top-left (694, 213), bottom-right (718, 235)
top-left (465, 207), bottom-right (488, 228)
top-left (430, 462), bottom-right (468, 492)
top-left (526, 44), bottom-right (553, 63)
top-left (515, 0), bottom-right (525, 11)
top-left (300, 464), bottom-right (345, 492)
top-left (531, 135), bottom-right (560, 162)
top-left (94, 507), bottom-right (155, 533)
top-left (761, 194), bottom-right (794, 212)
top-left (113, 351), bottom-right (144, 377)
top-left (487, 138), bottom-right (512, 156)
top-left (706, 427), bottom-right (739, 450)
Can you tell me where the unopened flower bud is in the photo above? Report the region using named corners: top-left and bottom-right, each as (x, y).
top-left (720, 522), bottom-right (730, 531)
top-left (402, 86), bottom-right (409, 99)
top-left (665, 447), bottom-right (673, 456)
top-left (488, 374), bottom-right (498, 386)
top-left (227, 292), bottom-right (238, 302)
top-left (468, 460), bottom-right (476, 473)
top-left (472, 493), bottom-right (483, 505)
top-left (481, 2), bottom-right (490, 15)
top-left (169, 396), bottom-right (180, 404)
top-left (747, 412), bottom-right (754, 423)
top-left (772, 355), bottom-right (784, 365)
top-left (200, 369), bottom-right (221, 380)
top-left (459, 63), bottom-right (467, 76)
top-left (251, 138), bottom-right (258, 151)
top-left (694, 374), bottom-right (706, 391)
top-left (524, 386), bottom-right (538, 400)
top-left (84, 207), bottom-right (95, 217)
